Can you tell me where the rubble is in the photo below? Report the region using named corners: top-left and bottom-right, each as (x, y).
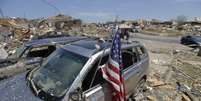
top-left (151, 59), bottom-right (167, 66)
top-left (0, 48), bottom-right (8, 59)
top-left (132, 37), bottom-right (201, 101)
top-left (0, 44), bottom-right (8, 59)
top-left (0, 14), bottom-right (109, 55)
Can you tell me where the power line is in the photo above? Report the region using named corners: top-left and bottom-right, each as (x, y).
top-left (40, 0), bottom-right (61, 14)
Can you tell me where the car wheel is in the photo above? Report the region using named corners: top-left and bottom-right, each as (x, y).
top-left (131, 79), bottom-right (146, 101)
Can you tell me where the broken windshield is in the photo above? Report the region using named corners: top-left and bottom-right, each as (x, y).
top-left (31, 48), bottom-right (88, 98)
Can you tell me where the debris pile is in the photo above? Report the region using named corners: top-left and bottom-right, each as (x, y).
top-left (0, 14), bottom-right (109, 54)
top-left (142, 49), bottom-right (201, 101)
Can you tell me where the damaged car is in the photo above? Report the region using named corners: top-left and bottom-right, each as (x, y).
top-left (180, 35), bottom-right (201, 48)
top-left (0, 38), bottom-right (149, 101)
top-left (0, 36), bottom-right (86, 79)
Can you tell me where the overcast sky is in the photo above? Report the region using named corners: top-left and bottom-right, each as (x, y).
top-left (0, 0), bottom-right (201, 22)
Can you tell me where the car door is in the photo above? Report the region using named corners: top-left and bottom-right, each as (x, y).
top-left (81, 55), bottom-right (112, 101)
top-left (122, 47), bottom-right (141, 96)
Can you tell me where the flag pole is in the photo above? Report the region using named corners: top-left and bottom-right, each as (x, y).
top-left (90, 17), bottom-right (120, 88)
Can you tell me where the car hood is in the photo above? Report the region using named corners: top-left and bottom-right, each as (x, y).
top-left (0, 72), bottom-right (42, 101)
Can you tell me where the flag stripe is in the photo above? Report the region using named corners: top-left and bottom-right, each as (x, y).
top-left (106, 70), bottom-right (121, 85)
top-left (102, 66), bottom-right (121, 85)
top-left (106, 65), bottom-right (120, 80)
top-left (108, 63), bottom-right (120, 74)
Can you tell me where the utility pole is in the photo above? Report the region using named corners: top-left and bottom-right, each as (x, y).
top-left (114, 15), bottom-right (119, 26)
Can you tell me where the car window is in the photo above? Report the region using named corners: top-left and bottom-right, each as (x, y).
top-left (27, 45), bottom-right (56, 58)
top-left (82, 55), bottom-right (108, 91)
top-left (136, 46), bottom-right (147, 59)
top-left (122, 49), bottom-right (134, 70)
top-left (132, 47), bottom-right (139, 63)
top-left (121, 47), bottom-right (140, 70)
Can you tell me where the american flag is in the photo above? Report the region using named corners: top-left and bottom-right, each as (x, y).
top-left (101, 30), bottom-right (126, 101)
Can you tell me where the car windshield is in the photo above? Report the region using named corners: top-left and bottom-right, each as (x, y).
top-left (31, 48), bottom-right (88, 97)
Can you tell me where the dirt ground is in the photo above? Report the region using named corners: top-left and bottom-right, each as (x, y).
top-left (135, 38), bottom-right (201, 101)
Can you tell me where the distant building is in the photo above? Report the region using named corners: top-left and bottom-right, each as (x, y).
top-left (195, 17), bottom-right (201, 22)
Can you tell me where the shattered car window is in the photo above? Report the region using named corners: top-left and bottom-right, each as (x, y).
top-left (31, 48), bottom-right (88, 97)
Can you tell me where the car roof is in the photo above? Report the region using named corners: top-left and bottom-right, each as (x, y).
top-left (24, 36), bottom-right (87, 47)
top-left (62, 38), bottom-right (141, 58)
